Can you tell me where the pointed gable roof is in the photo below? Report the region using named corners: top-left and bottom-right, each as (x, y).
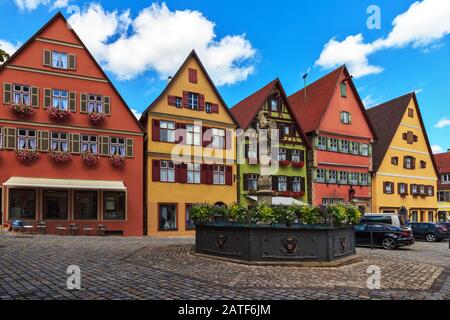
top-left (367, 92), bottom-right (439, 176)
top-left (0, 12), bottom-right (143, 131)
top-left (140, 50), bottom-right (237, 126)
top-left (434, 152), bottom-right (450, 174)
top-left (230, 79), bottom-right (311, 149)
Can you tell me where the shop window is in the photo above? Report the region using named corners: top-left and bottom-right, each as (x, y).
top-left (103, 191), bottom-right (126, 220)
top-left (9, 189), bottom-right (36, 220)
top-left (159, 204), bottom-right (177, 231)
top-left (185, 204), bottom-right (195, 230)
top-left (43, 190), bottom-right (68, 220)
top-left (74, 191), bottom-right (98, 220)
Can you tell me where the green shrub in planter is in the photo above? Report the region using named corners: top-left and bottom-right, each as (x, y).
top-left (300, 205), bottom-right (322, 224)
top-left (190, 204), bottom-right (210, 224)
top-left (278, 206), bottom-right (297, 226)
top-left (345, 204), bottom-right (362, 225)
top-left (327, 204), bottom-right (348, 225)
top-left (254, 202), bottom-right (276, 225)
top-left (210, 205), bottom-right (228, 221)
top-left (229, 203), bottom-right (248, 223)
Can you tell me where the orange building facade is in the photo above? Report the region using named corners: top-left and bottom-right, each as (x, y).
top-left (0, 13), bottom-right (144, 236)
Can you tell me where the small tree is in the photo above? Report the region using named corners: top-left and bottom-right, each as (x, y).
top-left (0, 45), bottom-right (10, 63)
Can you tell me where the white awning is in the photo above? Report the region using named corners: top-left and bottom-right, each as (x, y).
top-left (246, 195), bottom-right (307, 206)
top-left (3, 177), bottom-right (126, 190)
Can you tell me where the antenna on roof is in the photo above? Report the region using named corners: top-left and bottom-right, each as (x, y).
top-left (302, 72), bottom-right (308, 102)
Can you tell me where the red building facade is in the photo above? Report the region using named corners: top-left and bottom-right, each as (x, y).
top-left (289, 66), bottom-right (376, 212)
top-left (0, 13), bottom-right (144, 236)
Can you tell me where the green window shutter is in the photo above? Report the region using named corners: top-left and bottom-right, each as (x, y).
top-left (367, 174), bottom-right (372, 186)
top-left (38, 131), bottom-right (49, 152)
top-left (126, 138), bottom-right (134, 158)
top-left (44, 88), bottom-right (52, 109)
top-left (5, 128), bottom-right (17, 149)
top-left (314, 136), bottom-right (320, 148)
top-left (80, 94), bottom-right (87, 113)
top-left (338, 139), bottom-right (343, 152)
top-left (70, 133), bottom-right (81, 154)
top-left (325, 170), bottom-right (330, 183)
top-left (68, 54), bottom-right (76, 70)
top-left (99, 136), bottom-right (109, 156)
top-left (3, 83), bottom-right (12, 104)
top-left (31, 87), bottom-right (39, 108)
top-left (312, 169), bottom-right (318, 182)
top-left (327, 138), bottom-right (332, 150)
top-left (103, 96), bottom-right (111, 115)
top-left (69, 92), bottom-right (76, 112)
top-left (348, 113), bottom-right (352, 124)
top-left (368, 144), bottom-right (372, 156)
top-left (43, 50), bottom-right (52, 66)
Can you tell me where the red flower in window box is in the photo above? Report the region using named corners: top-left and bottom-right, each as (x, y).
top-left (81, 152), bottom-right (99, 167)
top-left (16, 149), bottom-right (40, 163)
top-left (292, 191), bottom-right (305, 198)
top-left (279, 160), bottom-right (292, 167)
top-left (50, 151), bottom-right (72, 164)
top-left (292, 161), bottom-right (305, 168)
top-left (48, 107), bottom-right (71, 121)
top-left (88, 112), bottom-right (106, 125)
top-left (109, 154), bottom-right (125, 168)
top-left (11, 104), bottom-right (35, 118)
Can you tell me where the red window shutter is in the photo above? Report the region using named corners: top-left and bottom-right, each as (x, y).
top-left (175, 164), bottom-right (181, 183)
top-left (188, 68), bottom-right (198, 83)
top-left (212, 104), bottom-right (219, 113)
top-left (243, 174), bottom-right (249, 191)
top-left (225, 130), bottom-right (232, 150)
top-left (198, 94), bottom-right (205, 111)
top-left (272, 176), bottom-right (279, 191)
top-left (180, 163), bottom-right (188, 183)
top-left (202, 127), bottom-right (211, 147)
top-left (201, 164), bottom-right (208, 184)
top-left (152, 120), bottom-right (160, 141)
top-left (176, 123), bottom-right (186, 144)
top-left (183, 91), bottom-right (190, 108)
top-left (207, 165), bottom-right (214, 184)
top-left (168, 95), bottom-right (177, 106)
top-left (225, 166), bottom-right (233, 185)
top-left (152, 160), bottom-right (160, 181)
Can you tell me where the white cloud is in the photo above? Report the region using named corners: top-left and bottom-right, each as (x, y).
top-left (362, 95), bottom-right (380, 108)
top-left (316, 0), bottom-right (450, 77)
top-left (130, 108), bottom-right (142, 119)
top-left (435, 117), bottom-right (450, 128)
top-left (14, 0), bottom-right (69, 11)
top-left (414, 88), bottom-right (423, 94)
top-left (431, 144), bottom-right (444, 154)
top-left (68, 2), bottom-right (256, 85)
top-left (51, 0), bottom-right (69, 9)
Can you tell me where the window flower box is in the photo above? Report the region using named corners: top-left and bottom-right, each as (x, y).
top-left (292, 191), bottom-right (305, 198)
top-left (48, 107), bottom-right (70, 121)
top-left (11, 104), bottom-right (35, 118)
top-left (50, 151), bottom-right (72, 164)
top-left (109, 154), bottom-right (125, 168)
top-left (292, 161), bottom-right (305, 168)
top-left (278, 191), bottom-right (293, 197)
top-left (279, 160), bottom-right (291, 167)
top-left (16, 149), bottom-right (40, 163)
top-left (88, 112), bottom-right (106, 125)
top-left (81, 152), bottom-right (99, 167)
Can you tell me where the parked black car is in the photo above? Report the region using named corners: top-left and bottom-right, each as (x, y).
top-left (409, 222), bottom-right (448, 242)
top-left (355, 223), bottom-right (415, 250)
top-left (437, 222), bottom-right (450, 234)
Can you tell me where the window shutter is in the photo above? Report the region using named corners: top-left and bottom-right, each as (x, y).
top-left (167, 95), bottom-right (176, 106)
top-left (31, 87), bottom-right (39, 108)
top-left (103, 96), bottom-right (111, 115)
top-left (43, 50), bottom-right (51, 66)
top-left (244, 143), bottom-right (249, 159)
top-left (201, 164), bottom-right (208, 184)
top-left (99, 136), bottom-right (109, 156)
top-left (152, 160), bottom-right (160, 182)
top-left (44, 88), bottom-right (51, 109)
top-left (300, 177), bottom-right (306, 192)
top-left (243, 174), bottom-right (249, 191)
top-left (300, 150), bottom-right (305, 162)
top-left (70, 133), bottom-right (81, 154)
top-left (272, 176), bottom-right (278, 191)
top-left (152, 120), bottom-right (160, 141)
top-left (5, 128), bottom-right (16, 149)
top-left (198, 94), bottom-right (205, 111)
top-left (287, 177), bottom-right (293, 191)
top-left (188, 68), bottom-right (198, 83)
top-left (202, 127), bottom-right (211, 147)
top-left (412, 157), bottom-right (416, 169)
top-left (325, 170), bottom-right (330, 183)
top-left (206, 165), bottom-right (213, 185)
top-left (37, 131), bottom-right (49, 152)
top-left (126, 138), bottom-right (133, 158)
top-left (327, 138), bottom-right (332, 150)
top-left (312, 169), bottom-right (318, 182)
top-left (183, 91), bottom-right (189, 108)
top-left (180, 163), bottom-right (188, 183)
top-left (225, 129), bottom-right (232, 150)
top-left (211, 104), bottom-right (219, 114)
top-left (367, 174), bottom-right (372, 186)
top-left (175, 164), bottom-right (181, 183)
top-left (225, 166), bottom-right (233, 186)
top-left (69, 92), bottom-right (76, 112)
top-left (68, 54), bottom-right (76, 70)
top-left (314, 136), bottom-right (320, 148)
top-left (348, 113), bottom-right (352, 124)
top-left (368, 144), bottom-right (372, 156)
top-left (80, 93), bottom-right (87, 113)
top-left (3, 83), bottom-right (12, 104)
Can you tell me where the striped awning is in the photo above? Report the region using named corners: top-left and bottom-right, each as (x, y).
top-left (3, 177), bottom-right (126, 190)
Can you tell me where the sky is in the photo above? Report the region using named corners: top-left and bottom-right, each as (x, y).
top-left (0, 0), bottom-right (449, 153)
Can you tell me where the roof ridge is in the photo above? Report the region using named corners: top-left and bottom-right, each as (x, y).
top-left (368, 92), bottom-right (415, 112)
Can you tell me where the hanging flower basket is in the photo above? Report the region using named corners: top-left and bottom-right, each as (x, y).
top-left (109, 154), bottom-right (125, 168)
top-left (292, 161), bottom-right (305, 168)
top-left (81, 152), bottom-right (99, 167)
top-left (50, 151), bottom-right (72, 164)
top-left (16, 149), bottom-right (40, 163)
top-left (88, 112), bottom-right (106, 125)
top-left (48, 107), bottom-right (71, 121)
top-left (279, 160), bottom-right (292, 167)
top-left (11, 104), bottom-right (35, 118)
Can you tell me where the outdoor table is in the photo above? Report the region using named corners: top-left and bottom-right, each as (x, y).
top-left (68, 224), bottom-right (79, 236)
top-left (36, 224), bottom-right (47, 235)
top-left (22, 225), bottom-right (35, 235)
top-left (83, 226), bottom-right (94, 236)
top-left (56, 225), bottom-right (68, 235)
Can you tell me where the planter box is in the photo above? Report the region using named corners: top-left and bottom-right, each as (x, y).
top-left (195, 223), bottom-right (355, 262)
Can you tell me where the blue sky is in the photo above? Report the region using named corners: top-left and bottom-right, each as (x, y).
top-left (0, 0), bottom-right (449, 152)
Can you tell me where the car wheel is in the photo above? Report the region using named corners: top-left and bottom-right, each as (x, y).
top-left (382, 237), bottom-right (397, 250)
top-left (425, 233), bottom-right (437, 242)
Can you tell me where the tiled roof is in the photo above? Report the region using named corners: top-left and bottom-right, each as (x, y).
top-left (435, 152), bottom-right (450, 174)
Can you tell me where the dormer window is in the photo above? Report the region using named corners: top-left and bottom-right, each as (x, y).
top-left (340, 82), bottom-right (347, 97)
top-left (340, 111), bottom-right (351, 124)
top-left (270, 97), bottom-right (279, 111)
top-left (52, 51), bottom-right (68, 69)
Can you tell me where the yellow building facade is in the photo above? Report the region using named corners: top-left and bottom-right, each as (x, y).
top-left (140, 51), bottom-right (237, 236)
top-left (368, 93), bottom-right (439, 222)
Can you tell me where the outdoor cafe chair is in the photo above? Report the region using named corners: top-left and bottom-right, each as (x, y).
top-left (68, 223), bottom-right (79, 236)
top-left (11, 220), bottom-right (24, 233)
top-left (22, 223), bottom-right (35, 235)
top-left (36, 221), bottom-right (47, 235)
top-left (97, 224), bottom-right (106, 236)
top-left (56, 224), bottom-right (68, 236)
top-left (83, 225), bottom-right (94, 236)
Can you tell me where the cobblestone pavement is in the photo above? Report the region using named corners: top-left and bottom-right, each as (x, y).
top-left (0, 232), bottom-right (448, 300)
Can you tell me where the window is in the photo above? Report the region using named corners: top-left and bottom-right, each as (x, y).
top-left (9, 189), bottom-right (36, 220)
top-left (438, 191), bottom-right (445, 202)
top-left (338, 171), bottom-right (348, 184)
top-left (185, 204), bottom-right (195, 230)
top-left (360, 143), bottom-right (369, 156)
top-left (213, 165), bottom-right (225, 185)
top-left (292, 177), bottom-right (302, 192)
top-left (50, 132), bottom-right (69, 152)
top-left (349, 172), bottom-right (359, 185)
top-left (43, 190), bottom-right (68, 220)
top-left (291, 149), bottom-right (302, 162)
top-left (205, 102), bottom-right (212, 113)
top-left (349, 141), bottom-right (359, 155)
top-left (110, 137), bottom-right (126, 156)
top-left (52, 90), bottom-right (68, 110)
top-left (160, 161), bottom-right (175, 182)
top-left (187, 163), bottom-right (201, 184)
top-left (81, 135), bottom-right (98, 154)
top-left (359, 173), bottom-right (369, 186)
top-left (391, 157), bottom-right (399, 166)
top-left (404, 156), bottom-right (415, 169)
top-left (87, 94), bottom-right (103, 113)
top-left (103, 191), bottom-right (126, 220)
top-left (398, 183), bottom-right (408, 195)
top-left (247, 142), bottom-right (258, 160)
top-left (419, 184), bottom-right (426, 195)
top-left (428, 212), bottom-right (434, 222)
top-left (175, 97), bottom-right (182, 108)
top-left (52, 51), bottom-right (68, 69)
top-left (339, 140), bottom-right (349, 153)
top-left (340, 111), bottom-right (351, 124)
top-left (442, 174), bottom-right (450, 183)
top-left (17, 129), bottom-right (36, 150)
top-left (13, 84), bottom-right (31, 106)
top-left (278, 176), bottom-right (288, 192)
top-left (212, 128), bottom-right (225, 149)
top-left (188, 92), bottom-right (198, 110)
top-left (327, 170), bottom-right (337, 184)
top-left (384, 182), bottom-right (394, 194)
top-left (420, 160), bottom-right (426, 169)
top-left (411, 184), bottom-right (418, 195)
top-left (159, 204), bottom-right (177, 231)
top-left (186, 124), bottom-right (201, 146)
top-left (410, 211), bottom-right (418, 222)
top-left (328, 138), bottom-right (338, 152)
top-left (317, 136), bottom-right (327, 150)
top-left (160, 121), bottom-right (176, 143)
top-left (340, 82), bottom-right (347, 97)
top-left (408, 108), bottom-right (414, 118)
top-left (427, 186), bottom-right (434, 197)
top-left (74, 191), bottom-right (98, 220)
top-left (278, 148), bottom-right (287, 161)
top-left (316, 169), bottom-right (326, 183)
top-left (270, 97), bottom-right (279, 111)
top-left (322, 198), bottom-right (344, 206)
top-left (0, 127), bottom-right (2, 149)
top-left (247, 174), bottom-right (258, 191)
